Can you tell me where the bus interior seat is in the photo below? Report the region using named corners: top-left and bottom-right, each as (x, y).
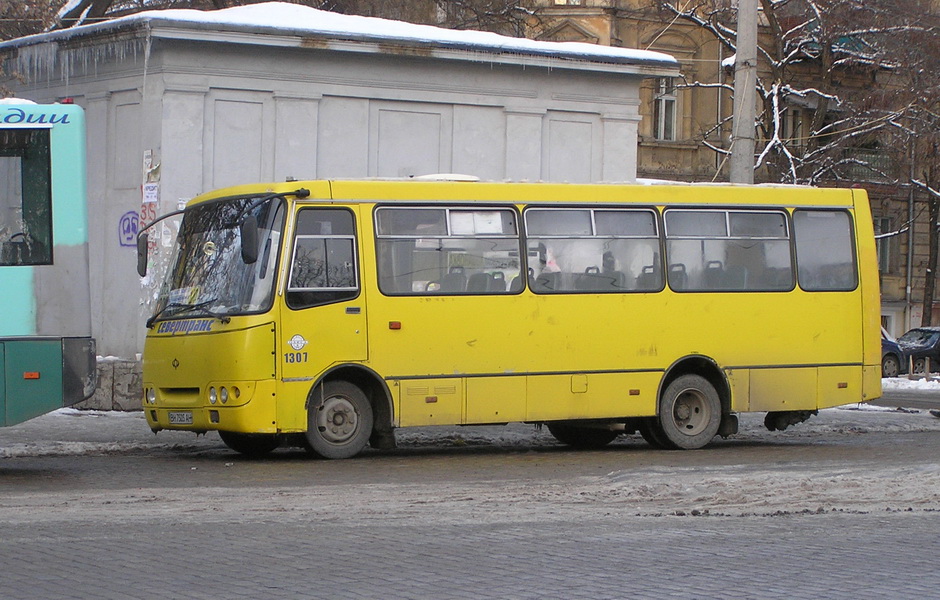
top-left (576, 266), bottom-right (628, 291)
top-left (441, 266), bottom-right (467, 292)
top-left (636, 265), bottom-right (659, 290)
top-left (725, 264), bottom-right (748, 289)
top-left (704, 260), bottom-right (724, 289)
top-left (467, 272), bottom-right (493, 293)
top-left (668, 263), bottom-right (687, 290)
top-left (605, 270), bottom-right (628, 290)
top-left (533, 272), bottom-right (560, 292)
top-left (491, 271), bottom-right (507, 291)
top-left (576, 266), bottom-right (602, 291)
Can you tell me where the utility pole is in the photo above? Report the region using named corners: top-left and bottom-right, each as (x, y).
top-left (730, 0), bottom-right (758, 184)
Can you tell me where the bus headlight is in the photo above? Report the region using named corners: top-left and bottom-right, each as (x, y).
top-left (146, 388), bottom-right (156, 405)
top-left (220, 387), bottom-right (229, 404)
top-left (208, 387), bottom-right (217, 404)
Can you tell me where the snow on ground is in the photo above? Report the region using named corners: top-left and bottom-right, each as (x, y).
top-left (882, 376), bottom-right (940, 391)
top-left (2, 400), bottom-right (939, 522)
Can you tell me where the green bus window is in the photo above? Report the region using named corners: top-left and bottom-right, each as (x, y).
top-left (665, 209), bottom-right (793, 292)
top-left (525, 208), bottom-right (661, 293)
top-left (375, 206), bottom-right (521, 295)
top-left (794, 209), bottom-right (858, 291)
top-left (0, 129), bottom-right (52, 266)
top-left (287, 208), bottom-right (359, 309)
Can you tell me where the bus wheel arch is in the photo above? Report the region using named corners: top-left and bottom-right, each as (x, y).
top-left (654, 356), bottom-right (732, 450)
top-left (305, 366), bottom-right (394, 459)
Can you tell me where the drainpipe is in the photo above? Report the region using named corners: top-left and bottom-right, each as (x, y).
top-left (908, 140), bottom-right (916, 329)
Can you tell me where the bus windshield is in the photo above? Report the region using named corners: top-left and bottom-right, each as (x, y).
top-left (151, 196), bottom-right (285, 323)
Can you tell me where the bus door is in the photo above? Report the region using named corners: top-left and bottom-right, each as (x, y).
top-left (280, 207), bottom-right (367, 386)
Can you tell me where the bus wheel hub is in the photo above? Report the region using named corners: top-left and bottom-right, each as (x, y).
top-left (318, 396), bottom-right (359, 443)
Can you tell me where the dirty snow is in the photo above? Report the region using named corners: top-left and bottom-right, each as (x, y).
top-left (1, 401), bottom-right (938, 460)
top-left (2, 403), bottom-right (940, 523)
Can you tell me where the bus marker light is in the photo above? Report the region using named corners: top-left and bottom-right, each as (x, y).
top-left (837, 382), bottom-right (848, 389)
top-left (23, 372), bottom-right (40, 380)
top-left (389, 321), bottom-right (402, 330)
top-left (629, 389), bottom-right (640, 396)
top-left (425, 396), bottom-right (438, 404)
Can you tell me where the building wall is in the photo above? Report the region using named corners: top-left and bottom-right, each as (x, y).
top-left (3, 33), bottom-right (653, 357)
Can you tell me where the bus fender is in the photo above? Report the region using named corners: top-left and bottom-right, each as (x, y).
top-left (306, 364), bottom-right (397, 449)
top-left (658, 354), bottom-right (734, 421)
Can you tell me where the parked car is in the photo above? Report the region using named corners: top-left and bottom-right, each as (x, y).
top-left (881, 327), bottom-right (908, 377)
top-left (896, 326), bottom-right (940, 375)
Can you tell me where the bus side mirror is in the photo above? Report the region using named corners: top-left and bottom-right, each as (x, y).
top-left (136, 233), bottom-right (149, 277)
top-left (240, 216), bottom-right (259, 265)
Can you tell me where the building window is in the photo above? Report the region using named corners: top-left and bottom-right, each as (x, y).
top-left (653, 78), bottom-right (677, 141)
top-left (875, 217), bottom-right (891, 273)
top-left (782, 108), bottom-right (805, 152)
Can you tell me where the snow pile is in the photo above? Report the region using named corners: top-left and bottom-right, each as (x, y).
top-left (882, 376), bottom-right (940, 391)
top-left (4, 2), bottom-right (676, 68)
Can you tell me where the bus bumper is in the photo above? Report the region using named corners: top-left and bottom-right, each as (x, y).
top-left (143, 378), bottom-right (278, 434)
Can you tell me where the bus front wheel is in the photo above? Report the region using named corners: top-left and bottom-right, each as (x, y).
top-left (657, 374), bottom-right (721, 450)
top-left (305, 381), bottom-right (374, 459)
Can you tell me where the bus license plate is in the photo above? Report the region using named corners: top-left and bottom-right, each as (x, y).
top-left (168, 411), bottom-right (193, 425)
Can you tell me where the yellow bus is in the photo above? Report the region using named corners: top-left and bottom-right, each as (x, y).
top-left (137, 179), bottom-right (881, 458)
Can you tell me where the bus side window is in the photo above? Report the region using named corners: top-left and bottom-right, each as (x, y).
top-left (665, 209), bottom-right (793, 292)
top-left (525, 208), bottom-right (660, 294)
top-left (287, 208), bottom-right (359, 309)
top-left (375, 207), bottom-right (521, 296)
top-left (793, 210), bottom-right (857, 291)
top-left (0, 128), bottom-right (52, 266)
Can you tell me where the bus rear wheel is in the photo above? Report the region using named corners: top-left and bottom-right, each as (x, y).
top-left (657, 374), bottom-right (721, 450)
top-left (638, 418), bottom-right (672, 449)
top-left (305, 381), bottom-right (374, 459)
top-left (547, 423), bottom-right (618, 449)
top-left (218, 431), bottom-right (281, 457)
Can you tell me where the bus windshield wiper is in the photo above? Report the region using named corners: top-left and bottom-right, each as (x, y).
top-left (146, 299), bottom-right (231, 329)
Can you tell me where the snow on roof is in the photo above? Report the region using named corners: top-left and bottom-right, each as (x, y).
top-left (0, 2), bottom-right (678, 71)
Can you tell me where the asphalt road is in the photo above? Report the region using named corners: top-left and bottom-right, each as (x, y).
top-left (874, 386), bottom-right (940, 411)
top-left (2, 403), bottom-right (940, 600)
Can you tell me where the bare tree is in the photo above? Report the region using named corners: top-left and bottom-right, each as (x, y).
top-left (660, 0), bottom-right (939, 186)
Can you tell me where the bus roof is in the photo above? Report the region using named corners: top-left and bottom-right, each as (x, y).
top-left (187, 179), bottom-right (862, 209)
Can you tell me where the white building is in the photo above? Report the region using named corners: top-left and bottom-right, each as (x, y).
top-left (0, 3), bottom-right (677, 368)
